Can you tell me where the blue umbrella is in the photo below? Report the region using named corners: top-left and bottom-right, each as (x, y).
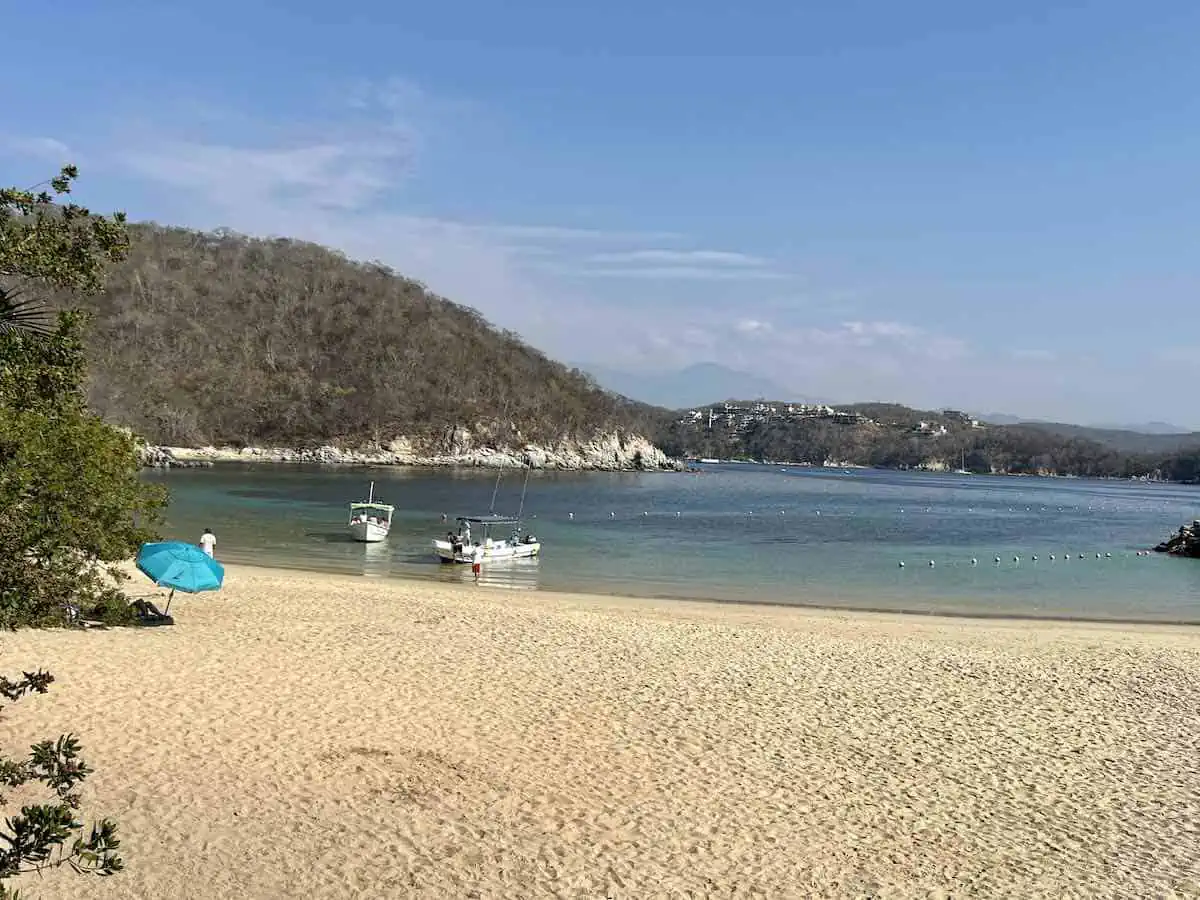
top-left (136, 541), bottom-right (225, 613)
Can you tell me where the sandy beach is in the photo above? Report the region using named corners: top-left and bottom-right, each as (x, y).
top-left (4, 566), bottom-right (1199, 899)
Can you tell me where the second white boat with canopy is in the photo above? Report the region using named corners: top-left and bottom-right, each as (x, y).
top-left (432, 467), bottom-right (540, 563)
top-left (433, 514), bottom-right (540, 563)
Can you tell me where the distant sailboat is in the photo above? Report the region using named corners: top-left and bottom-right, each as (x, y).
top-left (954, 450), bottom-right (971, 475)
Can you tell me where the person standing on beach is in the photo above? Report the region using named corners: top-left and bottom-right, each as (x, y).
top-left (472, 544), bottom-right (483, 582)
top-left (200, 528), bottom-right (216, 558)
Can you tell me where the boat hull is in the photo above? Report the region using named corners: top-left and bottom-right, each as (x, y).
top-left (433, 540), bottom-right (540, 563)
top-left (349, 521), bottom-right (390, 543)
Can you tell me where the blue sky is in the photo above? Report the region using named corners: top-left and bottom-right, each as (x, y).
top-left (3, 1), bottom-right (1199, 425)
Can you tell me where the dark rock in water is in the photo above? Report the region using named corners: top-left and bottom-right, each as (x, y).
top-left (1153, 519), bottom-right (1200, 558)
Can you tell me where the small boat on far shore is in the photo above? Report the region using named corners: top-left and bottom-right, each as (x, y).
top-left (348, 481), bottom-right (394, 543)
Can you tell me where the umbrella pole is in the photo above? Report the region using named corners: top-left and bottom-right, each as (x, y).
top-left (164, 588), bottom-right (175, 615)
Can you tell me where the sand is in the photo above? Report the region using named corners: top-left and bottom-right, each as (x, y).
top-left (3, 566), bottom-right (1200, 899)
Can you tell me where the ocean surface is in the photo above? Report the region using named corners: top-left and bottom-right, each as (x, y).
top-left (145, 463), bottom-right (1200, 622)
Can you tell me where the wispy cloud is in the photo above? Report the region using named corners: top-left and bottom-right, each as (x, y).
top-left (1156, 346), bottom-right (1200, 369)
top-left (574, 265), bottom-right (789, 281)
top-left (589, 249), bottom-right (767, 266)
top-left (1012, 348), bottom-right (1057, 362)
top-left (123, 139), bottom-right (412, 211)
top-left (578, 247), bottom-right (789, 281)
top-left (734, 318), bottom-right (772, 335)
top-left (0, 135), bottom-right (74, 163)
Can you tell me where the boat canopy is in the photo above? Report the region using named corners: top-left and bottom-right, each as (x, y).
top-left (350, 502), bottom-right (395, 513)
top-left (457, 514), bottom-right (519, 525)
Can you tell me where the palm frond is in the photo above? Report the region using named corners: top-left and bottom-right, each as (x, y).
top-left (0, 285), bottom-right (54, 337)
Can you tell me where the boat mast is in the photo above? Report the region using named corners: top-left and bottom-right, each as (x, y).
top-left (368, 480), bottom-right (375, 503)
top-left (488, 470), bottom-right (502, 514)
top-left (516, 465), bottom-right (531, 521)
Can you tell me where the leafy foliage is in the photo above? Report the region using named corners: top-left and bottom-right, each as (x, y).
top-left (0, 673), bottom-right (123, 899)
top-left (0, 313), bottom-right (166, 628)
top-left (1, 166), bottom-right (156, 897)
top-left (0, 171), bottom-right (166, 628)
top-left (49, 224), bottom-right (666, 448)
top-left (0, 166), bottom-right (129, 297)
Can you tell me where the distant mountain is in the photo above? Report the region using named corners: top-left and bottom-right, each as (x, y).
top-left (1090, 421), bottom-right (1193, 435)
top-left (977, 412), bottom-right (1028, 426)
top-left (579, 362), bottom-right (806, 410)
top-left (979, 413), bottom-right (1197, 436)
top-left (1014, 422), bottom-right (1200, 455)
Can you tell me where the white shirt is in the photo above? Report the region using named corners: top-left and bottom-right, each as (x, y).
top-left (200, 532), bottom-right (216, 556)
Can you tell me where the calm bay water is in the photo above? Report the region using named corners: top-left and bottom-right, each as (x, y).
top-left (145, 463), bottom-right (1200, 622)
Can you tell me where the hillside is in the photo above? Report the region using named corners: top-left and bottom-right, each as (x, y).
top-left (1008, 421), bottom-right (1200, 455)
top-left (51, 224), bottom-right (672, 459)
top-left (660, 400), bottom-right (1200, 481)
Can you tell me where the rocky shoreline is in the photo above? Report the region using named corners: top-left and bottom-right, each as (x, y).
top-left (138, 429), bottom-right (682, 473)
top-left (1153, 519), bottom-right (1200, 558)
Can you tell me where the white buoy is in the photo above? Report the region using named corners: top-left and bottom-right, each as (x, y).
top-left (1032, 555), bottom-right (1038, 561)
top-left (676, 511), bottom-right (681, 517)
top-left (899, 561), bottom-right (906, 568)
top-left (779, 510), bottom-right (785, 515)
top-left (1050, 554), bottom-right (1055, 560)
top-left (994, 556), bottom-right (1001, 564)
top-left (1095, 552), bottom-right (1100, 559)
top-left (816, 510), bottom-right (821, 516)
top-left (929, 560), bottom-right (935, 567)
top-left (971, 558), bottom-right (978, 565)
top-left (642, 511), bottom-right (648, 517)
top-left (1078, 553), bottom-right (1085, 559)
top-left (1105, 552), bottom-right (1111, 558)
top-left (610, 511), bottom-right (615, 518)
top-left (568, 512), bottom-right (574, 520)
top-left (1013, 555), bottom-right (1020, 563)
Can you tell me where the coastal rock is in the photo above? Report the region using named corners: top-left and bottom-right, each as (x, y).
top-left (136, 444), bottom-right (213, 469)
top-left (138, 428), bottom-right (682, 472)
top-left (1153, 519), bottom-right (1200, 558)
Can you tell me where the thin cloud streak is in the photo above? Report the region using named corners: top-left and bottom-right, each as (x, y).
top-left (589, 249), bottom-right (768, 266)
top-left (574, 266), bottom-right (791, 281)
top-left (0, 135), bottom-right (73, 161)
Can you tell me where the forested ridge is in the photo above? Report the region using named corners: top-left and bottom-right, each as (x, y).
top-left (53, 224), bottom-right (668, 448)
top-left (660, 402), bottom-right (1200, 483)
top-left (41, 221), bottom-right (1198, 483)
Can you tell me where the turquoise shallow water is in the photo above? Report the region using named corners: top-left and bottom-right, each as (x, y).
top-left (145, 463), bottom-right (1200, 622)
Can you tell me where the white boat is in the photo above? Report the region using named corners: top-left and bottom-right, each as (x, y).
top-left (347, 481), bottom-right (394, 543)
top-left (433, 468), bottom-right (540, 564)
top-left (433, 514), bottom-right (541, 563)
